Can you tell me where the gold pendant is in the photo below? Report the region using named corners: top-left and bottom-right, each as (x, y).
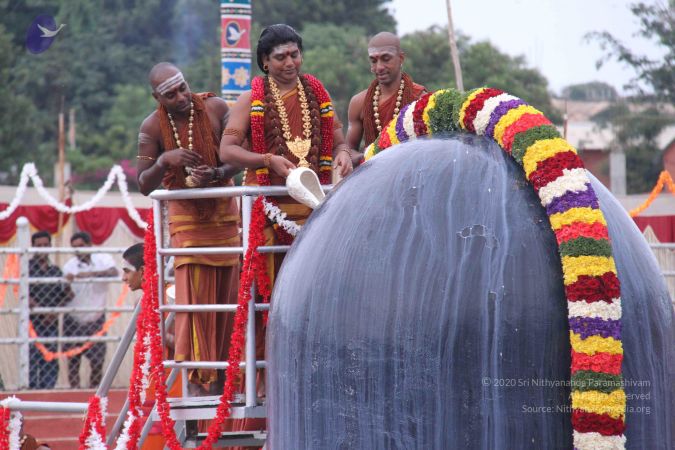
top-left (184, 167), bottom-right (198, 187)
top-left (286, 137), bottom-right (311, 168)
top-left (185, 175), bottom-right (198, 188)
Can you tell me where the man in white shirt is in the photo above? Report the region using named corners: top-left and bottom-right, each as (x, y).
top-left (63, 231), bottom-right (118, 388)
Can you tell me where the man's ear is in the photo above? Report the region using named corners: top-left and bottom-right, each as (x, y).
top-left (152, 91), bottom-right (159, 101)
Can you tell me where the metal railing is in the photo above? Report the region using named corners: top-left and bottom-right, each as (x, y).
top-left (0, 222), bottom-right (133, 390)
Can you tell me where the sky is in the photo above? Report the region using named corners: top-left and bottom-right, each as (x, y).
top-left (390, 0), bottom-right (666, 96)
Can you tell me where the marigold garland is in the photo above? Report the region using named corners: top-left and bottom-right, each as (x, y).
top-left (364, 87), bottom-right (628, 449)
top-left (629, 170), bottom-right (675, 217)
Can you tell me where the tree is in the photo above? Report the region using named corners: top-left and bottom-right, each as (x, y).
top-left (252, 0), bottom-right (396, 36)
top-left (300, 24), bottom-right (371, 121)
top-left (587, 1), bottom-right (675, 193)
top-left (588, 1), bottom-right (674, 103)
top-left (561, 82), bottom-right (619, 102)
top-left (402, 26), bottom-right (561, 122)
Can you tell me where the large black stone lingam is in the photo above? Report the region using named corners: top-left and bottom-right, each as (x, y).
top-left (266, 135), bottom-right (674, 449)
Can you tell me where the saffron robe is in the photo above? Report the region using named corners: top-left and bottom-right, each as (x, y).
top-left (159, 93), bottom-right (241, 385)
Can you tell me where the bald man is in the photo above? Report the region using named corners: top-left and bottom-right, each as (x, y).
top-left (136, 62), bottom-right (241, 394)
top-left (346, 32), bottom-right (427, 161)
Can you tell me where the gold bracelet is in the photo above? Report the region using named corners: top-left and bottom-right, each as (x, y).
top-left (262, 153), bottom-right (273, 168)
top-left (136, 155), bottom-right (156, 161)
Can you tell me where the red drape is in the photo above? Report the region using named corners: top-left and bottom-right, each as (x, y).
top-left (0, 203), bottom-right (150, 244)
top-left (0, 202), bottom-right (71, 244)
top-left (632, 215), bottom-right (675, 243)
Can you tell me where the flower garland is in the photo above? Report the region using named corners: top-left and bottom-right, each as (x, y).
top-left (79, 396), bottom-right (108, 450)
top-left (78, 219), bottom-right (155, 450)
top-left (79, 203), bottom-right (271, 450)
top-left (365, 87), bottom-right (627, 450)
top-left (261, 197), bottom-right (302, 236)
top-left (0, 396), bottom-right (21, 450)
top-left (249, 74), bottom-right (334, 241)
top-left (0, 163), bottom-right (147, 228)
top-left (629, 170), bottom-right (675, 217)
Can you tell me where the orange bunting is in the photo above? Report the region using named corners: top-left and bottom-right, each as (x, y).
top-left (30, 284), bottom-right (130, 361)
top-left (629, 170), bottom-right (675, 217)
top-left (0, 254), bottom-right (19, 308)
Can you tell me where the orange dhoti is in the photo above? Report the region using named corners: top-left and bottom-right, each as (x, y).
top-left (168, 196), bottom-right (240, 385)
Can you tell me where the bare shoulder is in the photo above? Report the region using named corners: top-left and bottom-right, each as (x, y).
top-left (350, 89), bottom-right (367, 105)
top-left (348, 89), bottom-right (368, 120)
top-left (139, 111), bottom-right (161, 136)
top-left (205, 95), bottom-right (229, 114)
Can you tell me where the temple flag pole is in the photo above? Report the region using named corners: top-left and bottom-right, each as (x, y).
top-left (445, 0), bottom-right (464, 91)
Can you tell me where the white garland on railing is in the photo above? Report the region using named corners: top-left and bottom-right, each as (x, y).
top-left (262, 197), bottom-right (302, 236)
top-left (84, 397), bottom-right (108, 450)
top-left (113, 330), bottom-right (151, 450)
top-left (0, 397), bottom-right (22, 450)
top-left (0, 163), bottom-right (147, 228)
top-left (140, 334), bottom-right (152, 405)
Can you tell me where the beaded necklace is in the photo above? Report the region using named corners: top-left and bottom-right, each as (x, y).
top-left (373, 77), bottom-right (405, 134)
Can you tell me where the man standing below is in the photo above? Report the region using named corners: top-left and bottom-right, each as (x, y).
top-left (346, 32), bottom-right (427, 162)
top-left (121, 243), bottom-right (144, 293)
top-left (136, 62), bottom-right (240, 394)
top-left (29, 230), bottom-right (73, 389)
top-left (63, 231), bottom-right (118, 388)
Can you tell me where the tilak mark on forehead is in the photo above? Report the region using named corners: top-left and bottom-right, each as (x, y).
top-left (269, 43), bottom-right (299, 57)
top-left (368, 46), bottom-right (399, 57)
top-left (156, 72), bottom-right (185, 95)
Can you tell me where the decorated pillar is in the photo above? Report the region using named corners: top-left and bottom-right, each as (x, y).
top-left (220, 0), bottom-right (252, 105)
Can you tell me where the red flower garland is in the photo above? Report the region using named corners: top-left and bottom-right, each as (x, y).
top-left (78, 395), bottom-right (106, 449)
top-left (249, 74), bottom-right (334, 244)
top-left (118, 200), bottom-right (273, 450)
top-left (0, 407), bottom-right (10, 449)
top-left (249, 74), bottom-right (334, 186)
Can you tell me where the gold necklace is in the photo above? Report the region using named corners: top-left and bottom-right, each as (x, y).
top-left (268, 76), bottom-right (313, 168)
top-left (373, 77), bottom-right (405, 133)
top-left (167, 102), bottom-right (194, 151)
top-left (167, 102), bottom-right (197, 186)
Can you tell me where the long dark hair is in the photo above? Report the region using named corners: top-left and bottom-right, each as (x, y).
top-left (256, 24), bottom-right (303, 73)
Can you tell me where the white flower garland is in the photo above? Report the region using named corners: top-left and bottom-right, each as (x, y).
top-left (140, 334), bottom-right (152, 404)
top-left (84, 397), bottom-right (108, 450)
top-left (113, 413), bottom-right (136, 450)
top-left (113, 330), bottom-right (151, 450)
top-left (0, 396), bottom-right (21, 450)
top-left (262, 197), bottom-right (302, 236)
top-left (0, 163), bottom-right (147, 228)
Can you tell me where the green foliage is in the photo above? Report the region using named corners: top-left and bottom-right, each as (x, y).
top-left (587, 2), bottom-right (675, 193)
top-left (562, 82), bottom-right (618, 101)
top-left (252, 0), bottom-right (396, 35)
top-left (587, 1), bottom-right (674, 103)
top-left (1, 0), bottom-right (561, 190)
top-left (402, 27), bottom-right (561, 123)
top-left (597, 103), bottom-right (674, 193)
top-left (300, 23), bottom-right (371, 121)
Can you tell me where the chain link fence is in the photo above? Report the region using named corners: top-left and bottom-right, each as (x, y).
top-left (0, 218), bottom-right (139, 390)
